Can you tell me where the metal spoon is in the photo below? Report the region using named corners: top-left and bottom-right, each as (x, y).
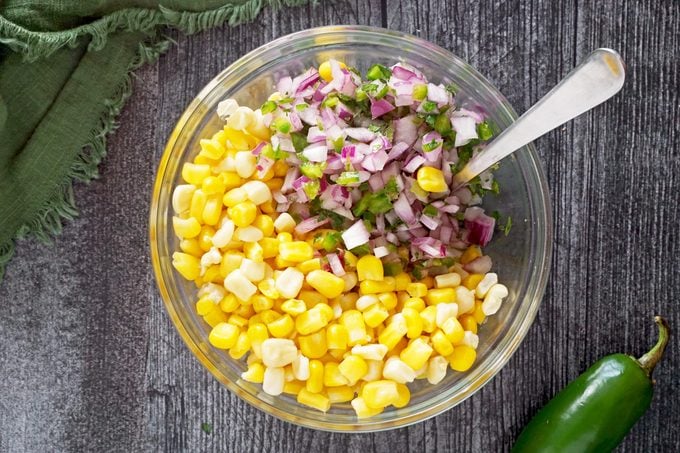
top-left (451, 48), bottom-right (626, 189)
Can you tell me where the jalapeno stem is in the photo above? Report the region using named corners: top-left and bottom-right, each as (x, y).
top-left (637, 316), bottom-right (670, 377)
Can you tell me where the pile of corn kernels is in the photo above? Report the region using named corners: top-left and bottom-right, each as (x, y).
top-left (171, 89), bottom-right (509, 418)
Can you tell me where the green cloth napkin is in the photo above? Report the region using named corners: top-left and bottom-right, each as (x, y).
top-left (0, 0), bottom-right (311, 282)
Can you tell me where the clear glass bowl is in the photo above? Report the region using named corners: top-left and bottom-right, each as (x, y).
top-left (150, 25), bottom-right (552, 432)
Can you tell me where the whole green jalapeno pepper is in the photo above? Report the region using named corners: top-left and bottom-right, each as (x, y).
top-left (513, 316), bottom-right (670, 453)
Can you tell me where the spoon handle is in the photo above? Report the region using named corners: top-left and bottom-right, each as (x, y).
top-left (452, 48), bottom-right (625, 188)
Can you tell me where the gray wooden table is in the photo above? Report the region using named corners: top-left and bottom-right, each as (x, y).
top-left (1, 1), bottom-right (678, 451)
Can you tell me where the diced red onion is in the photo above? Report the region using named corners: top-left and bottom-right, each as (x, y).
top-left (386, 232), bottom-right (399, 244)
top-left (281, 167), bottom-right (299, 193)
top-left (370, 99), bottom-right (395, 119)
top-left (326, 124), bottom-right (345, 142)
top-left (251, 141), bottom-right (267, 156)
top-left (292, 175), bottom-right (311, 191)
top-left (440, 225), bottom-right (453, 244)
top-left (393, 115), bottom-right (418, 145)
top-left (456, 108), bottom-right (485, 123)
top-left (464, 206), bottom-right (484, 221)
top-left (362, 150), bottom-right (389, 172)
top-left (336, 103), bottom-right (354, 121)
top-left (345, 127), bottom-right (376, 142)
top-left (302, 143), bottom-right (328, 162)
top-left (276, 76), bottom-right (293, 94)
top-left (393, 193), bottom-right (416, 224)
top-left (256, 156), bottom-right (274, 178)
top-left (288, 112), bottom-right (303, 132)
top-left (452, 116), bottom-right (478, 147)
top-left (342, 220), bottom-right (370, 250)
top-left (307, 126), bottom-right (326, 143)
top-left (368, 173), bottom-right (385, 191)
top-left (293, 68), bottom-right (320, 94)
top-left (324, 153), bottom-right (344, 172)
top-left (427, 83), bottom-right (450, 104)
top-left (464, 255), bottom-right (493, 274)
top-left (276, 202), bottom-right (291, 212)
top-left (465, 213), bottom-right (496, 246)
top-left (391, 63), bottom-right (423, 81)
top-left (386, 142), bottom-right (409, 161)
top-left (272, 191), bottom-right (288, 203)
top-left (420, 214), bottom-right (440, 230)
top-left (298, 105), bottom-right (319, 125)
top-left (373, 246), bottom-right (389, 258)
top-left (403, 155), bottom-right (426, 173)
top-left (327, 253), bottom-right (346, 277)
top-left (376, 214), bottom-right (385, 232)
top-left (295, 216), bottom-right (330, 235)
top-left (441, 205), bottom-right (460, 214)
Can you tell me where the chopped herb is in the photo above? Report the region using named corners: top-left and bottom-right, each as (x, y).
top-left (352, 177), bottom-right (400, 217)
top-left (366, 63), bottom-right (392, 81)
top-left (260, 100), bottom-right (277, 114)
top-left (310, 199), bottom-right (346, 229)
top-left (321, 95), bottom-right (339, 108)
top-left (455, 212), bottom-right (465, 221)
top-left (278, 96), bottom-right (295, 104)
top-left (445, 82), bottom-right (459, 94)
top-left (375, 83), bottom-right (389, 100)
top-left (359, 182), bottom-right (370, 192)
top-left (504, 216), bottom-right (512, 235)
top-left (423, 204), bottom-right (438, 217)
top-left (290, 132), bottom-right (308, 152)
top-left (491, 179), bottom-right (500, 195)
top-left (413, 84), bottom-right (428, 101)
top-left (355, 87), bottom-right (368, 102)
top-left (411, 265), bottom-right (425, 280)
top-left (477, 121), bottom-right (494, 141)
top-left (337, 171), bottom-right (361, 186)
top-left (332, 136), bottom-right (345, 153)
top-left (295, 102), bottom-right (309, 111)
top-left (491, 210), bottom-right (501, 222)
top-left (272, 117), bottom-right (291, 134)
top-left (434, 113), bottom-right (452, 135)
top-left (383, 262), bottom-right (404, 276)
top-left (421, 100), bottom-right (437, 112)
top-left (201, 423), bottom-right (213, 434)
top-left (468, 176), bottom-right (484, 196)
top-left (424, 114), bottom-right (437, 128)
top-left (314, 231), bottom-right (342, 252)
top-left (300, 161), bottom-right (326, 178)
top-left (349, 244), bottom-right (371, 257)
top-left (422, 138), bottom-right (440, 153)
top-left (261, 143), bottom-right (287, 160)
top-left (368, 124), bottom-right (382, 133)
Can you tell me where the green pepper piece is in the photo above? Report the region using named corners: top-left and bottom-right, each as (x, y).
top-left (383, 262), bottom-right (403, 277)
top-left (513, 316), bottom-right (670, 453)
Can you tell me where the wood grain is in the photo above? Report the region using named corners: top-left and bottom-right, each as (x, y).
top-left (0, 0), bottom-right (678, 451)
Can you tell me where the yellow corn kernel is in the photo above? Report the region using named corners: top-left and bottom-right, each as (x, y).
top-left (202, 197), bottom-right (223, 226)
top-left (182, 163), bottom-right (211, 185)
top-left (220, 294), bottom-right (239, 313)
top-left (259, 199), bottom-right (275, 214)
top-left (403, 297), bottom-right (426, 312)
top-left (279, 241), bottom-right (314, 263)
top-left (431, 330), bottom-right (454, 356)
top-left (267, 314), bottom-right (295, 338)
top-left (335, 292), bottom-right (358, 312)
top-left (241, 362), bottom-right (265, 383)
top-left (296, 307), bottom-right (329, 335)
top-left (228, 313), bottom-right (249, 328)
top-left (203, 309), bottom-right (228, 327)
top-left (394, 272), bottom-right (411, 291)
top-left (297, 388), bottom-right (330, 412)
top-left (172, 216), bottom-right (201, 239)
top-left (316, 303), bottom-right (334, 322)
top-left (297, 258), bottom-right (321, 274)
top-left (272, 254), bottom-right (294, 270)
top-left (277, 232), bottom-right (293, 243)
top-left (318, 60), bottom-right (346, 82)
top-left (252, 214), bottom-right (274, 237)
top-left (473, 301), bottom-right (486, 324)
top-left (197, 225), bottom-right (215, 252)
top-left (402, 307), bottom-right (423, 339)
top-left (359, 277), bottom-right (396, 295)
top-left (264, 177), bottom-right (283, 191)
top-left (223, 126), bottom-right (249, 149)
top-left (196, 296), bottom-right (217, 316)
top-left (219, 251), bottom-right (243, 277)
top-left (283, 380), bottom-right (305, 396)
top-left (459, 314), bottom-right (478, 334)
top-left (351, 396), bottom-right (383, 418)
top-left (462, 273), bottom-right (484, 290)
top-left (326, 324), bottom-right (349, 350)
top-left (228, 201), bottom-right (257, 227)
top-left (193, 154), bottom-right (218, 166)
top-left (363, 303), bottom-right (389, 328)
top-left (199, 138), bottom-right (227, 160)
top-left (280, 299), bottom-right (306, 317)
top-left (327, 386), bottom-right (354, 403)
top-left (172, 252), bottom-right (201, 280)
top-left (460, 246), bottom-right (482, 264)
top-left (416, 166), bottom-right (447, 192)
top-left (259, 309), bottom-right (280, 325)
top-left (356, 255), bottom-right (384, 281)
top-left (306, 359), bottom-right (324, 393)
top-left (341, 272), bottom-right (358, 292)
top-left (222, 187), bottom-right (247, 207)
top-left (449, 345), bottom-right (477, 372)
top-left (273, 159), bottom-right (289, 177)
top-left (296, 291), bottom-right (327, 310)
top-left (435, 272), bottom-right (462, 289)
top-left (406, 282), bottom-right (428, 298)
top-left (189, 189), bottom-right (207, 223)
top-left (340, 310), bottom-right (368, 346)
top-left (394, 383), bottom-right (410, 408)
top-left (340, 251), bottom-right (356, 269)
top-left (247, 323), bottom-right (269, 357)
top-left (338, 355), bottom-right (368, 385)
top-left (374, 293), bottom-right (396, 311)
top-left (208, 322), bottom-right (240, 349)
top-left (299, 330), bottom-right (328, 359)
top-left (324, 362), bottom-right (349, 387)
top-left (258, 238), bottom-right (279, 260)
top-left (218, 172), bottom-right (242, 191)
top-left (202, 175), bottom-right (226, 195)
top-left (179, 238), bottom-right (203, 257)
top-left (306, 270), bottom-right (345, 299)
top-left (400, 337), bottom-right (433, 370)
top-left (441, 317), bottom-right (465, 344)
top-left (243, 241), bottom-right (263, 262)
top-left (229, 331), bottom-right (251, 359)
top-left (203, 265), bottom-right (222, 284)
top-left (362, 380), bottom-right (399, 409)
top-left (250, 294), bottom-right (272, 313)
top-left (426, 288), bottom-right (457, 305)
top-left (419, 305), bottom-right (438, 333)
top-left (378, 315), bottom-right (408, 351)
top-left (420, 276), bottom-right (435, 289)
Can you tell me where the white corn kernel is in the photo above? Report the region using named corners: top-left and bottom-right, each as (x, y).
top-left (224, 269), bottom-right (257, 301)
top-left (482, 283), bottom-right (509, 316)
top-left (227, 106), bottom-right (255, 130)
top-left (426, 356), bottom-right (448, 385)
top-left (241, 180), bottom-right (272, 205)
top-left (172, 184), bottom-right (196, 214)
top-left (362, 360), bottom-right (384, 382)
top-left (351, 344), bottom-right (388, 361)
top-left (273, 213), bottom-right (296, 233)
top-left (284, 366), bottom-right (295, 382)
top-left (475, 272), bottom-right (498, 298)
top-left (342, 272), bottom-right (358, 292)
top-left (414, 361), bottom-right (429, 379)
top-left (234, 151), bottom-right (257, 178)
top-left (356, 295), bottom-right (379, 311)
top-left (435, 272), bottom-right (461, 288)
top-left (262, 366), bottom-right (285, 396)
top-left (217, 99), bottom-right (239, 120)
top-left (198, 282), bottom-right (226, 304)
top-left (213, 155), bottom-right (235, 173)
top-left (211, 219), bottom-right (235, 248)
top-left (292, 353), bottom-right (310, 380)
top-left (240, 258), bottom-right (265, 282)
top-left (247, 353), bottom-right (261, 366)
top-left (435, 303), bottom-right (458, 328)
top-left (455, 286), bottom-right (475, 314)
top-left (200, 247), bottom-right (222, 274)
top-left (275, 267), bottom-right (304, 299)
top-left (461, 331), bottom-right (479, 349)
top-left (382, 357), bottom-right (416, 384)
top-left (261, 338), bottom-right (298, 368)
top-left (235, 225), bottom-right (264, 242)
top-left (332, 303), bottom-right (343, 319)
